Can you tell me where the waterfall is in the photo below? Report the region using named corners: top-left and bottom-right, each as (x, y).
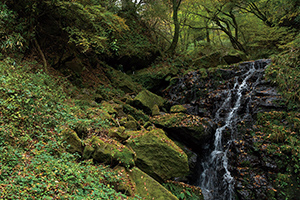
top-left (198, 60), bottom-right (270, 200)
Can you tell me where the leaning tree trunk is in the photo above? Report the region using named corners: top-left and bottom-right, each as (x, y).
top-left (167, 0), bottom-right (182, 55)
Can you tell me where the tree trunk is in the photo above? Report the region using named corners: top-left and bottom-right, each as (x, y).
top-left (167, 0), bottom-right (182, 55)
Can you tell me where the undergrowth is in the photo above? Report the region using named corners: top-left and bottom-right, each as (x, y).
top-left (0, 56), bottom-right (139, 199)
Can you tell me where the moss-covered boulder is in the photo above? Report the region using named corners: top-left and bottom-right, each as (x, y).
top-left (131, 90), bottom-right (166, 115)
top-left (122, 102), bottom-right (149, 122)
top-left (126, 129), bottom-right (189, 181)
top-left (62, 128), bottom-right (84, 154)
top-left (129, 167), bottom-right (178, 200)
top-left (105, 66), bottom-right (143, 94)
top-left (108, 126), bottom-right (129, 142)
top-left (91, 136), bottom-right (136, 168)
top-left (113, 166), bottom-right (135, 196)
top-left (170, 105), bottom-right (187, 113)
top-left (152, 104), bottom-right (160, 116)
top-left (151, 113), bottom-right (214, 150)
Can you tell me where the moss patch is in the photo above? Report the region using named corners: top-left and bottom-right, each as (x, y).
top-left (91, 136), bottom-right (136, 168)
top-left (126, 129), bottom-right (189, 181)
top-left (132, 90), bottom-right (166, 115)
top-left (129, 167), bottom-right (178, 200)
top-left (62, 128), bottom-right (83, 154)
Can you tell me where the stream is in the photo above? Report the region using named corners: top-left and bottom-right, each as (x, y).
top-left (165, 59), bottom-right (272, 199)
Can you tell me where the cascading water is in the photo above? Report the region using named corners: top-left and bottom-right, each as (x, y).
top-left (198, 60), bottom-right (270, 200)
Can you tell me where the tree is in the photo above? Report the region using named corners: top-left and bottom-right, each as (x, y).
top-left (167, 0), bottom-right (182, 55)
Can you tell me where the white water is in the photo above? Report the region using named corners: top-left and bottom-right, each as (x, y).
top-left (199, 63), bottom-right (257, 200)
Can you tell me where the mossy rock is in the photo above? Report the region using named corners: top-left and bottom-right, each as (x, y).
top-left (86, 107), bottom-right (112, 121)
top-left (126, 129), bottom-right (189, 181)
top-left (62, 128), bottom-right (84, 154)
top-left (92, 136), bottom-right (136, 168)
top-left (82, 144), bottom-right (95, 160)
top-left (106, 66), bottom-right (143, 94)
top-left (132, 90), bottom-right (166, 115)
top-left (152, 105), bottom-right (160, 116)
top-left (101, 101), bottom-right (118, 115)
top-left (122, 103), bottom-right (149, 122)
top-left (170, 105), bottom-right (187, 113)
top-left (113, 166), bottom-right (135, 196)
top-left (125, 120), bottom-right (139, 131)
top-left (108, 126), bottom-right (129, 142)
top-left (129, 167), bottom-right (178, 200)
top-left (151, 113), bottom-right (214, 150)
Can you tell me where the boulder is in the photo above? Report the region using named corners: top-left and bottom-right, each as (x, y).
top-left (151, 113), bottom-right (214, 151)
top-left (128, 167), bottom-right (178, 200)
top-left (131, 90), bottom-right (166, 115)
top-left (170, 105), bottom-right (187, 113)
top-left (126, 129), bottom-right (189, 181)
top-left (108, 126), bottom-right (129, 142)
top-left (91, 136), bottom-right (136, 168)
top-left (62, 128), bottom-right (83, 154)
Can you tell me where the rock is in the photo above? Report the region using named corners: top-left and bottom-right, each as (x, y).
top-left (151, 113), bottom-right (214, 151)
top-left (128, 167), bottom-right (178, 200)
top-left (170, 105), bottom-right (187, 113)
top-left (113, 166), bottom-right (135, 196)
top-left (91, 136), bottom-right (136, 168)
top-left (222, 50), bottom-right (247, 65)
top-left (126, 129), bottom-right (189, 181)
top-left (108, 126), bottom-right (129, 142)
top-left (62, 128), bottom-right (83, 154)
top-left (121, 102), bottom-right (149, 122)
top-left (82, 145), bottom-right (95, 160)
top-left (152, 104), bottom-right (160, 116)
top-left (132, 90), bottom-right (166, 115)
top-left (101, 101), bottom-right (118, 115)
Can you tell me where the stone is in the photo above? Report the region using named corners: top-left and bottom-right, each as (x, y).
top-left (108, 126), bottom-right (129, 142)
top-left (170, 105), bottom-right (187, 113)
top-left (126, 129), bottom-right (189, 181)
top-left (152, 104), bottom-right (160, 116)
top-left (132, 90), bottom-right (166, 115)
top-left (129, 167), bottom-right (178, 200)
top-left (151, 113), bottom-right (214, 150)
top-left (62, 128), bottom-right (83, 154)
top-left (92, 136), bottom-right (136, 168)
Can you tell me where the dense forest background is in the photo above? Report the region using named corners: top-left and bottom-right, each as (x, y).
top-left (0, 0), bottom-right (299, 199)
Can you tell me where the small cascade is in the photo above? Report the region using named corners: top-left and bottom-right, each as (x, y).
top-left (198, 61), bottom-right (270, 200)
top-left (164, 59), bottom-right (272, 199)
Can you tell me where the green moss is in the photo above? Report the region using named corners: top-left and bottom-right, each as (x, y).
top-left (163, 181), bottom-right (203, 200)
top-left (152, 104), bottom-right (160, 116)
top-left (62, 128), bottom-right (83, 154)
top-left (106, 67), bottom-right (143, 94)
top-left (92, 136), bottom-right (136, 168)
top-left (129, 167), bottom-right (178, 200)
top-left (126, 129), bottom-right (189, 181)
top-left (122, 103), bottom-right (149, 122)
top-left (132, 90), bottom-right (166, 115)
top-left (101, 101), bottom-right (118, 115)
top-left (254, 111), bottom-right (300, 199)
top-left (170, 105), bottom-right (187, 113)
top-left (151, 113), bottom-right (208, 140)
top-left (108, 126), bottom-right (129, 142)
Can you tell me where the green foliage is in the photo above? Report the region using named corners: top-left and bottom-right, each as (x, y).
top-left (163, 181), bottom-right (203, 200)
top-left (0, 56), bottom-right (140, 199)
top-left (253, 111), bottom-right (300, 199)
top-left (266, 36), bottom-right (300, 108)
top-left (53, 1), bottom-right (128, 54)
top-left (0, 3), bottom-right (27, 53)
